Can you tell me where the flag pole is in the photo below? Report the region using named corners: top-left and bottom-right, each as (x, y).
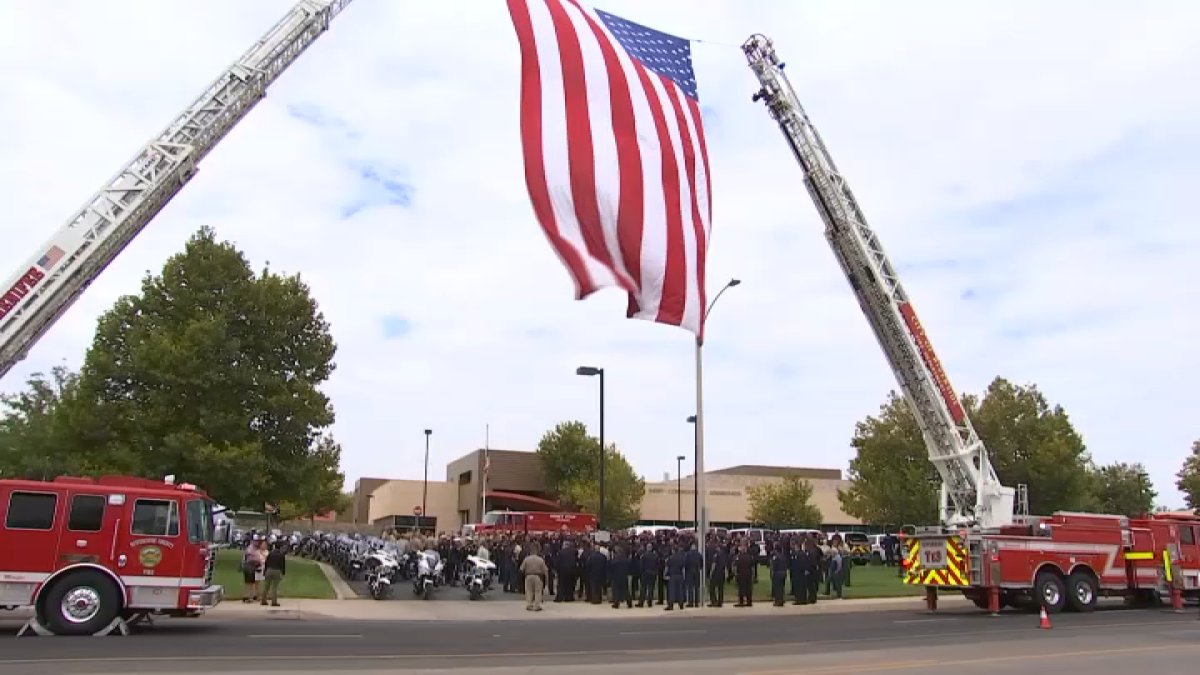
top-left (695, 336), bottom-right (708, 605)
top-left (481, 424), bottom-right (490, 519)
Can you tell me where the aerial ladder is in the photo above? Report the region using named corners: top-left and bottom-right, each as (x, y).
top-left (0, 0), bottom-right (355, 381)
top-left (742, 35), bottom-right (1015, 530)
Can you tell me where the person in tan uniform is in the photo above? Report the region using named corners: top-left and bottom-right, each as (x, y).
top-left (519, 542), bottom-right (549, 611)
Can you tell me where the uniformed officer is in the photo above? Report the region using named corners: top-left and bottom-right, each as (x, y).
top-left (684, 541), bottom-right (703, 607)
top-left (637, 544), bottom-right (660, 607)
top-left (586, 544), bottom-right (607, 604)
top-left (770, 542), bottom-right (789, 606)
top-left (665, 545), bottom-right (686, 610)
top-left (733, 542), bottom-right (755, 607)
top-left (554, 541), bottom-right (576, 602)
top-left (609, 545), bottom-right (632, 608)
top-left (788, 538), bottom-right (805, 605)
top-left (707, 539), bottom-right (728, 607)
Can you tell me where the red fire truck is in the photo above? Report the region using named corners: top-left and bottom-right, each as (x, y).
top-left (741, 38), bottom-right (1199, 615)
top-left (901, 511), bottom-right (1200, 613)
top-left (0, 475), bottom-right (222, 635)
top-left (466, 510), bottom-right (598, 536)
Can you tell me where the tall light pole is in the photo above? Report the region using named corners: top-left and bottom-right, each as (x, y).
top-left (422, 429), bottom-right (432, 529)
top-left (676, 455), bottom-right (685, 525)
top-left (687, 415), bottom-right (698, 527)
top-left (695, 278), bottom-right (740, 603)
top-left (576, 366), bottom-right (606, 529)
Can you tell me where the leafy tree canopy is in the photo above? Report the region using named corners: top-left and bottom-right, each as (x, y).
top-left (840, 377), bottom-right (1095, 525)
top-left (1176, 440), bottom-right (1200, 510)
top-left (746, 474), bottom-right (823, 530)
top-left (2, 227), bottom-right (344, 509)
top-left (1090, 461), bottom-right (1156, 517)
top-left (536, 420), bottom-right (645, 529)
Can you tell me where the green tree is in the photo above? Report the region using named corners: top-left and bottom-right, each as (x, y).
top-left (536, 420), bottom-right (645, 529)
top-left (0, 366), bottom-right (81, 479)
top-left (970, 378), bottom-right (1093, 515)
top-left (840, 378), bottom-right (1094, 525)
top-left (71, 226), bottom-right (340, 509)
top-left (838, 393), bottom-right (940, 527)
top-left (278, 434), bottom-right (348, 526)
top-left (746, 474), bottom-right (823, 529)
top-left (1089, 462), bottom-right (1155, 517)
top-left (1176, 440), bottom-right (1200, 510)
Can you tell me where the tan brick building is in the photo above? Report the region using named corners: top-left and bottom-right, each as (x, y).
top-left (356, 449), bottom-right (862, 532)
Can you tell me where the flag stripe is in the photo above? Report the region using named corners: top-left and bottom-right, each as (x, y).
top-left (509, 0), bottom-right (595, 297)
top-left (545, 0), bottom-right (623, 288)
top-left (508, 0), bottom-right (711, 335)
top-left (568, 0), bottom-right (646, 295)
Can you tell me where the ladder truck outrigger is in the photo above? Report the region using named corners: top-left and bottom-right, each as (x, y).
top-left (742, 35), bottom-right (1200, 614)
top-left (0, 0), bottom-right (355, 383)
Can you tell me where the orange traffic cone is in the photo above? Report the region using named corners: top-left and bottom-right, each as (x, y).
top-left (1038, 605), bottom-right (1052, 630)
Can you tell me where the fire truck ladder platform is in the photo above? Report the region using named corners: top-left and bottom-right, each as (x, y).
top-left (16, 611), bottom-right (154, 637)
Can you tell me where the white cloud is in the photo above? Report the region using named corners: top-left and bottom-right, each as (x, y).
top-left (1, 0), bottom-right (1197, 507)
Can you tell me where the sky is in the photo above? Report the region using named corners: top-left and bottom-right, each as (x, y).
top-left (0, 0), bottom-right (1197, 507)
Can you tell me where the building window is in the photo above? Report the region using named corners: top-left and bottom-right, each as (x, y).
top-left (458, 471), bottom-right (472, 485)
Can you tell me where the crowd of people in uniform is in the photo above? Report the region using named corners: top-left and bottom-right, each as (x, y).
top-left (384, 527), bottom-right (871, 611)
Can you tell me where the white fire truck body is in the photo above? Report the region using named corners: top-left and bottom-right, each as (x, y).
top-left (0, 475), bottom-right (221, 635)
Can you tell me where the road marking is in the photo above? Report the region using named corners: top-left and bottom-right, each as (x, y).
top-left (620, 629), bottom-right (708, 635)
top-left (241, 629), bottom-right (357, 634)
top-left (891, 618), bottom-right (943, 624)
top-left (1, 616), bottom-right (1192, 665)
top-left (739, 643), bottom-right (1200, 675)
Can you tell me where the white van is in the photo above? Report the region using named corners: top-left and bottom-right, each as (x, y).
top-left (631, 525), bottom-right (678, 536)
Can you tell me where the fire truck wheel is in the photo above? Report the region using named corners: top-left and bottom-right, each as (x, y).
top-left (1066, 572), bottom-right (1098, 612)
top-left (1034, 570), bottom-right (1068, 614)
top-left (41, 570), bottom-right (122, 636)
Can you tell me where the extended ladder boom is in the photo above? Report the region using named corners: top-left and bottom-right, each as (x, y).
top-left (0, 0), bottom-right (355, 381)
top-left (742, 35), bottom-right (1014, 529)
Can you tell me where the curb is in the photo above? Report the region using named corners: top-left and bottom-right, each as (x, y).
top-left (317, 562), bottom-right (357, 600)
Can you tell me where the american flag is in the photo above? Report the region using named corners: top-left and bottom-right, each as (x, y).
top-left (507, 0), bottom-right (711, 336)
top-left (37, 245), bottom-right (65, 271)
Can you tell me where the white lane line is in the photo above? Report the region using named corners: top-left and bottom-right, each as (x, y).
top-left (246, 629), bottom-right (362, 634)
top-left (893, 618), bottom-right (944, 624)
top-left (621, 629), bottom-right (708, 635)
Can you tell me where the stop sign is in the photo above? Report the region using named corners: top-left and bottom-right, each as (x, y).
top-left (413, 506), bottom-right (423, 516)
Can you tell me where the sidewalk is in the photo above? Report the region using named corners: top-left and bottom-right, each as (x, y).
top-left (212, 594), bottom-right (966, 622)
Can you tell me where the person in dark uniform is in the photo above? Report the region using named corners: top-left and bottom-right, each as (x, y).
top-left (656, 541), bottom-right (668, 605)
top-left (770, 542), bottom-right (789, 606)
top-left (630, 544), bottom-right (642, 600)
top-left (545, 538), bottom-right (559, 596)
top-left (586, 544), bottom-right (607, 604)
top-left (637, 544), bottom-right (659, 607)
top-left (664, 545), bottom-right (686, 610)
top-left (555, 542), bottom-right (576, 602)
top-left (733, 542), bottom-right (755, 607)
top-left (788, 538), bottom-right (805, 605)
top-left (804, 537), bottom-right (821, 605)
top-left (684, 542), bottom-right (703, 608)
top-left (609, 545), bottom-right (632, 608)
top-left (707, 539), bottom-right (727, 608)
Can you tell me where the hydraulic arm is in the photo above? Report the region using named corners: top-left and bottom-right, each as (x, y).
top-left (0, 0), bottom-right (355, 380)
top-left (742, 35), bottom-right (1014, 529)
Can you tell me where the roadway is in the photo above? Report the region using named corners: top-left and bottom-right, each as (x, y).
top-left (1, 606), bottom-right (1198, 674)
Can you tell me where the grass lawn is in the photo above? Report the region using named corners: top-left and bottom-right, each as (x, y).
top-left (719, 562), bottom-right (922, 602)
top-left (213, 548), bottom-right (336, 600)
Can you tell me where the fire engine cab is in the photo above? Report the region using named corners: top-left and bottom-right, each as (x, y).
top-left (0, 475), bottom-right (222, 635)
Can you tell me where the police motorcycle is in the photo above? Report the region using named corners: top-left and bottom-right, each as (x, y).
top-left (365, 542), bottom-right (401, 600)
top-left (412, 549), bottom-right (445, 600)
top-left (463, 554), bottom-right (497, 601)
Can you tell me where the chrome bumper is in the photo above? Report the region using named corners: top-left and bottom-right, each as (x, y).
top-left (188, 584), bottom-right (224, 609)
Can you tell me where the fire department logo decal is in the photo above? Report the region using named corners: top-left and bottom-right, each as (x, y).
top-left (139, 546), bottom-right (163, 569)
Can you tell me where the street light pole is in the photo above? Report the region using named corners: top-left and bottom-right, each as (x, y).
top-left (422, 429), bottom-right (432, 529)
top-left (676, 455), bottom-right (685, 525)
top-left (576, 366), bottom-right (606, 530)
top-left (695, 278), bottom-right (740, 604)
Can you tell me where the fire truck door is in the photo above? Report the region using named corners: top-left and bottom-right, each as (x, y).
top-left (59, 493), bottom-right (120, 569)
top-left (117, 498), bottom-right (184, 597)
top-left (0, 487), bottom-right (66, 573)
top-left (1178, 524), bottom-right (1199, 589)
